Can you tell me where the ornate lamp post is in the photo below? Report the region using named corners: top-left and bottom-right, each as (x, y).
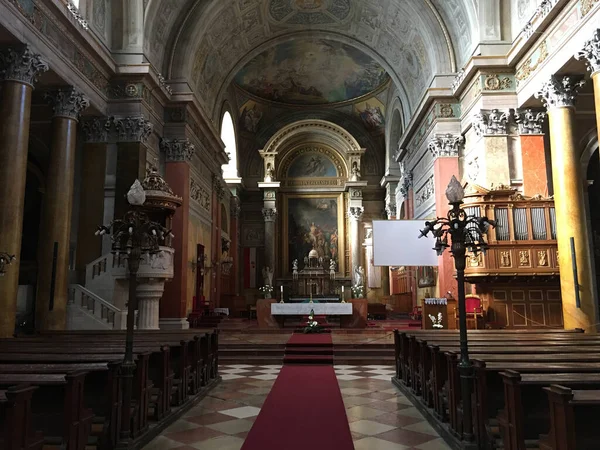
top-left (0, 252), bottom-right (16, 276)
top-left (418, 176), bottom-right (495, 441)
top-left (95, 181), bottom-right (172, 443)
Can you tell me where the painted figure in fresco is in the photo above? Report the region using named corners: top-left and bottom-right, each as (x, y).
top-left (360, 103), bottom-right (385, 130)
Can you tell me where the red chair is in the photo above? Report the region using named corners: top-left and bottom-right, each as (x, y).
top-left (409, 306), bottom-right (422, 322)
top-left (459, 295), bottom-right (485, 329)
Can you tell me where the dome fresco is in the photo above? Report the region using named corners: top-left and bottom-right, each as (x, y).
top-left (234, 38), bottom-right (390, 105)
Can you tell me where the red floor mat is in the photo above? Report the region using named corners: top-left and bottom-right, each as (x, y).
top-left (241, 366), bottom-right (354, 450)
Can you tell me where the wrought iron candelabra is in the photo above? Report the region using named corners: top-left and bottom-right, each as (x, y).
top-left (96, 208), bottom-right (172, 442)
top-left (419, 175), bottom-right (495, 441)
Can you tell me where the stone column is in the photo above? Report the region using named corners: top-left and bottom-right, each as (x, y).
top-left (262, 206), bottom-right (277, 272)
top-left (137, 281), bottom-right (163, 330)
top-left (428, 134), bottom-right (463, 300)
top-left (230, 196), bottom-right (241, 294)
top-left (577, 29), bottom-right (600, 149)
top-left (160, 138), bottom-right (194, 329)
top-left (536, 75), bottom-right (598, 331)
top-left (212, 175), bottom-right (225, 308)
top-left (515, 109), bottom-right (549, 196)
top-left (348, 206), bottom-right (364, 281)
top-left (36, 88), bottom-right (89, 331)
top-left (0, 46), bottom-right (48, 338)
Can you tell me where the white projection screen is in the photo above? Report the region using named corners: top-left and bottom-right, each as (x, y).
top-left (372, 220), bottom-right (439, 267)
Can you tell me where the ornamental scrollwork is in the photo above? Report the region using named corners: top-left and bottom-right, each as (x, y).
top-left (44, 87), bottom-right (89, 120)
top-left (0, 46), bottom-right (48, 86)
top-left (514, 109), bottom-right (546, 135)
top-left (535, 75), bottom-right (585, 109)
top-left (427, 134), bottom-right (464, 158)
top-left (473, 109), bottom-right (510, 136)
top-left (160, 138), bottom-right (195, 162)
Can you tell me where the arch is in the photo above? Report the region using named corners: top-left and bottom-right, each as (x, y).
top-left (580, 128), bottom-right (599, 175)
top-left (220, 109), bottom-right (239, 180)
top-left (385, 94), bottom-right (405, 176)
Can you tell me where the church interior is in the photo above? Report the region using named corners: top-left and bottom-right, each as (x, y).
top-left (1, 0), bottom-right (600, 449)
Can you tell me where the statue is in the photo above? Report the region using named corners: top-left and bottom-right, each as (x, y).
top-left (329, 259), bottom-right (336, 272)
top-left (127, 179), bottom-right (146, 206)
top-left (292, 259), bottom-right (298, 271)
top-left (265, 163), bottom-right (274, 182)
top-left (354, 266), bottom-right (365, 287)
top-left (262, 266), bottom-right (274, 287)
top-left (350, 161), bottom-right (361, 181)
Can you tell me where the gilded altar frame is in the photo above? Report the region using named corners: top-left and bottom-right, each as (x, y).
top-left (281, 192), bottom-right (346, 277)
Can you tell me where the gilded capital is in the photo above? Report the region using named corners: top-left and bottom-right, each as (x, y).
top-left (262, 207), bottom-right (277, 222)
top-left (472, 109), bottom-right (510, 136)
top-left (348, 206), bottom-right (364, 221)
top-left (575, 29), bottom-right (600, 75)
top-left (427, 134), bottom-right (464, 157)
top-left (160, 138), bottom-right (195, 162)
top-left (535, 75), bottom-right (585, 109)
top-left (44, 88), bottom-right (89, 120)
top-left (0, 46), bottom-right (48, 87)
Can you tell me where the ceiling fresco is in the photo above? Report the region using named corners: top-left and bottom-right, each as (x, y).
top-left (269, 0), bottom-right (352, 25)
top-left (234, 38), bottom-right (389, 105)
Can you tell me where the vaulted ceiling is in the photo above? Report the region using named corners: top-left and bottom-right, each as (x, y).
top-left (144, 0), bottom-right (479, 118)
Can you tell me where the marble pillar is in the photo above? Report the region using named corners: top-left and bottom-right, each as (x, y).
top-left (428, 135), bottom-right (463, 300)
top-left (348, 206), bottom-right (364, 282)
top-left (515, 108), bottom-right (548, 196)
top-left (136, 280), bottom-right (163, 330)
top-left (230, 197), bottom-right (241, 295)
top-left (262, 207), bottom-right (277, 272)
top-left (160, 138), bottom-right (194, 329)
top-left (577, 29), bottom-right (600, 152)
top-left (471, 111), bottom-right (511, 188)
top-left (212, 175), bottom-right (224, 308)
top-left (0, 47), bottom-right (48, 338)
top-left (36, 88), bottom-right (89, 331)
top-left (536, 75), bottom-right (598, 331)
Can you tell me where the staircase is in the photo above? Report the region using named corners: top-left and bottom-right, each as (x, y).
top-left (67, 285), bottom-right (126, 330)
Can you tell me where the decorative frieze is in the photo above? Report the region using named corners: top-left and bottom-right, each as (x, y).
top-left (160, 138), bottom-right (195, 162)
top-left (44, 87), bottom-right (89, 120)
top-left (427, 134), bottom-right (464, 158)
top-left (575, 29), bottom-right (600, 75)
top-left (157, 73), bottom-right (173, 95)
top-left (535, 75), bottom-right (585, 109)
top-left (213, 174), bottom-right (226, 201)
top-left (521, 0), bottom-right (559, 37)
top-left (473, 109), bottom-right (510, 136)
top-left (349, 188), bottom-right (363, 199)
top-left (262, 208), bottom-right (278, 222)
top-left (399, 171), bottom-right (413, 197)
top-left (483, 74), bottom-right (513, 91)
top-left (415, 176), bottom-right (434, 208)
top-left (190, 179), bottom-right (211, 212)
top-left (347, 207), bottom-right (364, 221)
top-left (0, 46), bottom-right (48, 87)
top-left (80, 116), bottom-right (153, 143)
top-left (580, 0), bottom-right (599, 17)
top-left (451, 68), bottom-right (466, 93)
top-left (67, 1), bottom-right (89, 29)
top-left (514, 109), bottom-right (547, 135)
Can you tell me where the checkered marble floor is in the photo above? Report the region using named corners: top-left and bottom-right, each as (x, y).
top-left (143, 365), bottom-right (450, 450)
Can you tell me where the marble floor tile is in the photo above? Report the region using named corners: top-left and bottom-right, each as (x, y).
top-left (219, 405), bottom-right (261, 419)
top-left (205, 419), bottom-right (254, 435)
top-left (349, 419), bottom-right (397, 436)
top-left (189, 435), bottom-right (245, 450)
top-left (354, 437), bottom-right (410, 450)
top-left (346, 405), bottom-right (387, 420)
top-left (376, 428), bottom-right (439, 447)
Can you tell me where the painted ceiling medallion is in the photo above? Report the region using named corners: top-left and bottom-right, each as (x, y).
top-left (234, 38), bottom-right (389, 105)
top-left (269, 0), bottom-right (351, 24)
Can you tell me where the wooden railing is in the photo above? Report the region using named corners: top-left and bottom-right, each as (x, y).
top-left (463, 187), bottom-right (558, 280)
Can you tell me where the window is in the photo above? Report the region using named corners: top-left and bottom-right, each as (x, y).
top-left (221, 111), bottom-right (238, 180)
top-left (71, 0), bottom-right (80, 8)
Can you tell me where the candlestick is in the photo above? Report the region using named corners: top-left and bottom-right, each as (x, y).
top-left (280, 285), bottom-right (283, 294)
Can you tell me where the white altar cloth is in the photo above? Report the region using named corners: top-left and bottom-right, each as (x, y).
top-left (271, 303), bottom-right (353, 315)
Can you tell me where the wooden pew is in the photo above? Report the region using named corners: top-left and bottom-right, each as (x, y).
top-left (540, 385), bottom-right (600, 450)
top-left (0, 371), bottom-right (93, 450)
top-left (0, 385), bottom-right (44, 450)
top-left (499, 371), bottom-right (600, 450)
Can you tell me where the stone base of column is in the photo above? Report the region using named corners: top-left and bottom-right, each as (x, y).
top-left (136, 281), bottom-right (163, 330)
top-left (159, 318), bottom-right (190, 330)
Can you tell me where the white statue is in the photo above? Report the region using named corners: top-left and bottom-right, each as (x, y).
top-left (350, 162), bottom-right (360, 181)
top-left (329, 259), bottom-right (336, 271)
top-left (262, 266), bottom-right (274, 287)
top-left (354, 266), bottom-right (365, 287)
top-left (265, 163), bottom-right (274, 182)
top-left (292, 259), bottom-right (298, 271)
top-left (127, 179), bottom-right (146, 206)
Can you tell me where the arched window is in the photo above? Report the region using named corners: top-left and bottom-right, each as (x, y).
top-left (221, 111), bottom-right (238, 180)
top-left (71, 0), bottom-right (80, 8)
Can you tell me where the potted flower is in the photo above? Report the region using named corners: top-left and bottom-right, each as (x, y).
top-left (259, 285), bottom-right (274, 299)
top-left (303, 309), bottom-right (323, 334)
top-left (351, 284), bottom-right (364, 299)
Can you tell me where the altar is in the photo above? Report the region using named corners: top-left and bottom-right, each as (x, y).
top-left (271, 303), bottom-right (352, 316)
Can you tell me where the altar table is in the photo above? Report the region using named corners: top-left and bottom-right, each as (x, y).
top-left (271, 303), bottom-right (353, 316)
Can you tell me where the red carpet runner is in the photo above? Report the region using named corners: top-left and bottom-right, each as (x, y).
top-left (283, 333), bottom-right (334, 365)
top-left (240, 364), bottom-right (354, 450)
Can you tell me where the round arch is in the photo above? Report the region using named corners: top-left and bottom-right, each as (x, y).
top-left (220, 108), bottom-right (239, 180)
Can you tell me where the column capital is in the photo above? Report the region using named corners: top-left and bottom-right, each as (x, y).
top-left (0, 46), bottom-right (48, 87)
top-left (514, 108), bottom-right (547, 135)
top-left (427, 134), bottom-right (464, 158)
top-left (212, 173), bottom-right (226, 201)
top-left (348, 206), bottom-right (364, 221)
top-left (160, 138), bottom-right (195, 162)
top-left (575, 29), bottom-right (600, 76)
top-left (399, 171), bottom-right (413, 197)
top-left (230, 197), bottom-right (241, 219)
top-left (535, 75), bottom-right (585, 109)
top-left (262, 207), bottom-right (277, 222)
top-left (472, 109), bottom-right (509, 136)
top-left (113, 116), bottom-right (153, 142)
top-left (80, 116), bottom-right (110, 142)
top-left (385, 202), bottom-right (397, 219)
top-left (44, 88), bottom-right (89, 121)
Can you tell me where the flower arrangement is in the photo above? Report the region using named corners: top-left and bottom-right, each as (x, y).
top-left (303, 309), bottom-right (323, 334)
top-left (429, 312), bottom-right (444, 328)
top-left (259, 285), bottom-right (274, 298)
top-left (351, 284), bottom-right (364, 298)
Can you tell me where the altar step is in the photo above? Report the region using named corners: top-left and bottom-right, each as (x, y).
top-left (283, 334), bottom-right (334, 365)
